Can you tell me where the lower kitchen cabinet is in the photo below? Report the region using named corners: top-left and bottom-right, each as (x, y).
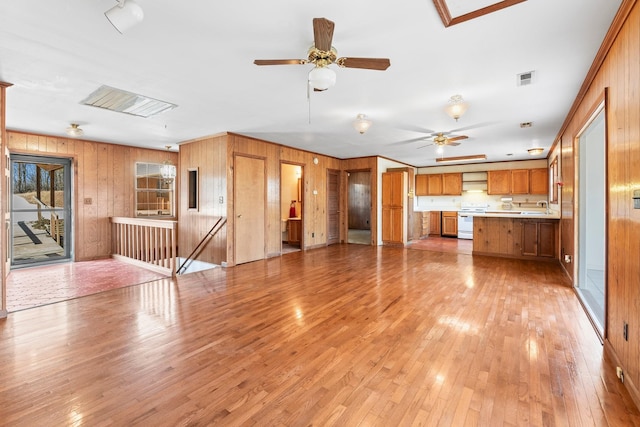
top-left (441, 211), bottom-right (458, 237)
top-left (382, 206), bottom-right (404, 244)
top-left (473, 217), bottom-right (557, 260)
top-left (429, 211), bottom-right (441, 236)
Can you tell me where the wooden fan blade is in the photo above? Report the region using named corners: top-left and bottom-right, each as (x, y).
top-left (337, 57), bottom-right (391, 70)
top-left (447, 142), bottom-right (461, 146)
top-left (313, 18), bottom-right (335, 52)
top-left (447, 135), bottom-right (468, 142)
top-left (254, 59), bottom-right (307, 66)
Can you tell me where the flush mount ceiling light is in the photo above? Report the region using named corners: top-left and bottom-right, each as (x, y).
top-left (435, 154), bottom-right (486, 163)
top-left (445, 94), bottom-right (468, 121)
top-left (528, 148), bottom-right (544, 155)
top-left (66, 123), bottom-right (84, 137)
top-left (352, 114), bottom-right (372, 134)
top-left (105, 0), bottom-right (144, 34)
top-left (308, 66), bottom-right (336, 91)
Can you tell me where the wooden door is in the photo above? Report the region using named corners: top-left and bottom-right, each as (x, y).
top-left (326, 169), bottom-right (340, 245)
top-left (441, 211), bottom-right (458, 236)
top-left (234, 155), bottom-right (265, 265)
top-left (429, 211), bottom-right (441, 235)
top-left (521, 221), bottom-right (538, 256)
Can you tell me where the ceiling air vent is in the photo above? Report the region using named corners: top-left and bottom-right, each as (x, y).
top-left (517, 70), bottom-right (535, 86)
top-left (81, 85), bottom-right (177, 118)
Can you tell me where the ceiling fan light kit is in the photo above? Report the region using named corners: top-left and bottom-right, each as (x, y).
top-left (66, 123), bottom-right (84, 137)
top-left (445, 94), bottom-right (468, 121)
top-left (308, 67), bottom-right (336, 91)
top-left (105, 0), bottom-right (144, 34)
top-left (353, 114), bottom-right (372, 134)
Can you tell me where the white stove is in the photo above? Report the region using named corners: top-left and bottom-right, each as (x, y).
top-left (457, 202), bottom-right (489, 239)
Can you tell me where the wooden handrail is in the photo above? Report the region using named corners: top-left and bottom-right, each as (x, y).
top-left (110, 217), bottom-right (178, 276)
top-left (176, 217), bottom-right (226, 275)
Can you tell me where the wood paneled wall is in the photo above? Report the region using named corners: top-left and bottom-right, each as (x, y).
top-left (558, 1), bottom-right (640, 407)
top-left (7, 131), bottom-right (178, 261)
top-left (177, 134), bottom-right (227, 266)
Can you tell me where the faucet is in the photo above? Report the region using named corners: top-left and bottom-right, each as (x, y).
top-left (536, 200), bottom-right (550, 214)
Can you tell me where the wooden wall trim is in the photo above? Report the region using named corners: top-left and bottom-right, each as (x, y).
top-left (433, 0), bottom-right (527, 27)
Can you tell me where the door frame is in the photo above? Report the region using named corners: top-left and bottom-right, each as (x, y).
top-left (9, 153), bottom-right (73, 268)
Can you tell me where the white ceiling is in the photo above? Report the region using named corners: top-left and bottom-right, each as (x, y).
top-left (0, 0), bottom-right (622, 167)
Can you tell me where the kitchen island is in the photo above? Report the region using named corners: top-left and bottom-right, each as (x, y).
top-left (472, 210), bottom-right (560, 261)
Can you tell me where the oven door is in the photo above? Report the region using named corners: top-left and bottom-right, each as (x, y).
top-left (457, 212), bottom-right (474, 239)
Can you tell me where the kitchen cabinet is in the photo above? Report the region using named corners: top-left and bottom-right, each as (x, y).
top-left (441, 211), bottom-right (458, 237)
top-left (488, 168), bottom-right (549, 195)
top-left (529, 168), bottom-right (549, 194)
top-left (415, 175), bottom-right (428, 196)
top-left (487, 170), bottom-right (511, 195)
top-left (510, 169), bottom-right (530, 194)
top-left (429, 211), bottom-right (441, 236)
top-left (442, 173), bottom-right (462, 195)
top-left (415, 173), bottom-right (462, 196)
top-left (287, 218), bottom-right (301, 246)
top-left (427, 174), bottom-right (443, 195)
top-left (382, 172), bottom-right (407, 245)
top-left (473, 216), bottom-right (557, 260)
top-left (521, 220), bottom-right (556, 258)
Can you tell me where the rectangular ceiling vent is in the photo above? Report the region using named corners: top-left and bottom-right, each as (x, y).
top-left (80, 85), bottom-right (178, 118)
top-left (517, 70), bottom-right (535, 86)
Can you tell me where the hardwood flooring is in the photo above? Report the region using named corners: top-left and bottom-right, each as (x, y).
top-left (1, 245), bottom-right (638, 426)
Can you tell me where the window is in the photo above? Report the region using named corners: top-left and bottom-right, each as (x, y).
top-left (135, 162), bottom-right (174, 217)
top-left (188, 168), bottom-right (198, 210)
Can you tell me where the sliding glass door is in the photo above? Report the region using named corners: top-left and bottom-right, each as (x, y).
top-left (576, 106), bottom-right (606, 336)
top-left (10, 154), bottom-right (72, 267)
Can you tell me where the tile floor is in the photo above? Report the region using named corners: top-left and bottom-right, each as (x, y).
top-left (7, 258), bottom-right (170, 312)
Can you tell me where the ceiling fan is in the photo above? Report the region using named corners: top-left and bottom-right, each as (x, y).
top-left (418, 132), bottom-right (468, 149)
top-left (254, 17), bottom-right (391, 91)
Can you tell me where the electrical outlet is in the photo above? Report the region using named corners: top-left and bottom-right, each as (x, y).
top-left (564, 254), bottom-right (572, 263)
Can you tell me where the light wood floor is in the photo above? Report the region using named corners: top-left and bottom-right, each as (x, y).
top-left (1, 245), bottom-right (638, 426)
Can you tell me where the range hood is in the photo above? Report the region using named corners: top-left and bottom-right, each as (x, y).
top-left (462, 172), bottom-right (487, 192)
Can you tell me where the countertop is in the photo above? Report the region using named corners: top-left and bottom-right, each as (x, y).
top-left (464, 210), bottom-right (560, 219)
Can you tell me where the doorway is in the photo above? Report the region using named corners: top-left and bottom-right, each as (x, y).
top-left (10, 154), bottom-right (72, 267)
top-left (576, 104), bottom-right (606, 336)
top-left (347, 170), bottom-right (371, 245)
top-left (281, 163), bottom-right (303, 254)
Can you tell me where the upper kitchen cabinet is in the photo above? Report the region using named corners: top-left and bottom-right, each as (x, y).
top-left (488, 168), bottom-right (548, 195)
top-left (487, 170), bottom-right (511, 195)
top-left (415, 173), bottom-right (462, 196)
top-left (529, 168), bottom-right (549, 194)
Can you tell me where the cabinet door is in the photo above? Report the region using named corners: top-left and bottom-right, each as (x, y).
top-left (487, 170), bottom-right (511, 195)
top-left (427, 174), bottom-right (443, 195)
top-left (511, 169), bottom-right (530, 194)
top-left (538, 222), bottom-right (556, 257)
top-left (415, 175), bottom-right (428, 196)
top-left (441, 212), bottom-right (458, 236)
top-left (442, 173), bottom-right (462, 195)
top-left (382, 207), bottom-right (403, 243)
top-left (521, 221), bottom-right (538, 256)
top-left (529, 168), bottom-right (549, 194)
top-left (382, 172), bottom-right (404, 207)
top-left (429, 211), bottom-right (441, 235)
